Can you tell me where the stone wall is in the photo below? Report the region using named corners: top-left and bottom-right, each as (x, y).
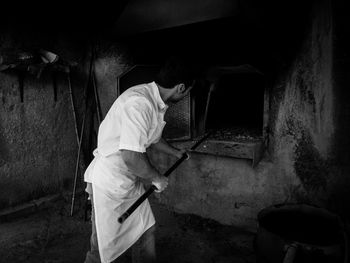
top-left (0, 32), bottom-right (89, 209)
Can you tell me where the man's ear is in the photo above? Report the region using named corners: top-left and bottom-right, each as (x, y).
top-left (176, 83), bottom-right (186, 94)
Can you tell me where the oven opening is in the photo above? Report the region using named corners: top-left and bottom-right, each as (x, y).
top-left (206, 71), bottom-right (265, 141)
top-left (116, 16), bottom-right (269, 166)
top-left (186, 67), bottom-right (267, 167)
top-left (117, 65), bottom-right (267, 167)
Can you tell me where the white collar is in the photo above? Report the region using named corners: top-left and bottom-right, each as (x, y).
top-left (150, 81), bottom-right (168, 111)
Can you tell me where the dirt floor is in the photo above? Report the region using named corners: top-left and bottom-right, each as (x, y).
top-left (0, 193), bottom-right (256, 263)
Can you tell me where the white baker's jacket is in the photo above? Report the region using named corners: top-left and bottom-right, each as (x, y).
top-left (84, 81), bottom-right (168, 263)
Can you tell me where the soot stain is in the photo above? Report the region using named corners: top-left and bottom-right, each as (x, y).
top-left (294, 132), bottom-right (329, 191)
top-left (280, 116), bottom-right (329, 192)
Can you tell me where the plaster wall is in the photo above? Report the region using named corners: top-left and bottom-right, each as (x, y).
top-left (0, 33), bottom-right (88, 209)
top-left (0, 71), bottom-right (77, 208)
top-left (269, 0), bottom-right (335, 202)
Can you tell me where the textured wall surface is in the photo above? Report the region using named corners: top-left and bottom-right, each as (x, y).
top-left (0, 71), bottom-right (77, 208)
top-left (94, 43), bottom-right (133, 118)
top-left (269, 0), bottom-right (335, 205)
top-left (148, 150), bottom-right (282, 231)
top-left (0, 33), bottom-right (88, 209)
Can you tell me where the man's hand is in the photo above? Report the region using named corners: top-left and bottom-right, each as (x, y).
top-left (152, 175), bottom-right (169, 193)
top-left (173, 148), bottom-right (190, 160)
top-left (151, 138), bottom-right (190, 160)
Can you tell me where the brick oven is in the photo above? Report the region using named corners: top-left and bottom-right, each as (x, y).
top-left (117, 63), bottom-right (268, 167)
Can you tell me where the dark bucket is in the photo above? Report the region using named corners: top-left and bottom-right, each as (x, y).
top-left (255, 204), bottom-right (347, 263)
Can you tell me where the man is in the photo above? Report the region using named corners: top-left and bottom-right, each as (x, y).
top-left (84, 57), bottom-right (196, 263)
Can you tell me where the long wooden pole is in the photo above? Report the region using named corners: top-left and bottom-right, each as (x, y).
top-left (70, 110), bottom-right (87, 216)
top-left (92, 53), bottom-right (102, 125)
top-left (68, 71), bottom-right (80, 146)
top-left (118, 133), bottom-right (211, 224)
top-left (70, 48), bottom-right (95, 216)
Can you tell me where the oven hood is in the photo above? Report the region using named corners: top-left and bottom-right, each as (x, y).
top-left (114, 0), bottom-right (239, 36)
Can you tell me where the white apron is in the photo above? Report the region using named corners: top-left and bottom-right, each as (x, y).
top-left (85, 120), bottom-right (166, 263)
top-left (88, 153), bottom-right (155, 263)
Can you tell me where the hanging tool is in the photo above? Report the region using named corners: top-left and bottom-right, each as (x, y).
top-left (84, 46), bottom-right (102, 221)
top-left (68, 70), bottom-right (80, 146)
top-left (91, 47), bottom-right (102, 124)
top-left (70, 48), bottom-right (95, 216)
top-left (118, 132), bottom-right (211, 224)
top-left (70, 105), bottom-right (88, 216)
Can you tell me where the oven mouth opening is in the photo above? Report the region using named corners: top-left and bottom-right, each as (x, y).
top-left (117, 64), bottom-right (268, 166)
top-left (204, 72), bottom-right (265, 143)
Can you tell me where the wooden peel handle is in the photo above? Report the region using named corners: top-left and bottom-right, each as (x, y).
top-left (118, 133), bottom-right (210, 224)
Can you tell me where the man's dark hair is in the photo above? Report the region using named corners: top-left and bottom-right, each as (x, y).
top-left (155, 56), bottom-right (195, 89)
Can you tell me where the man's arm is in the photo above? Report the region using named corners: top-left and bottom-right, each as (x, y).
top-left (151, 138), bottom-right (186, 158)
top-left (120, 149), bottom-right (168, 192)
